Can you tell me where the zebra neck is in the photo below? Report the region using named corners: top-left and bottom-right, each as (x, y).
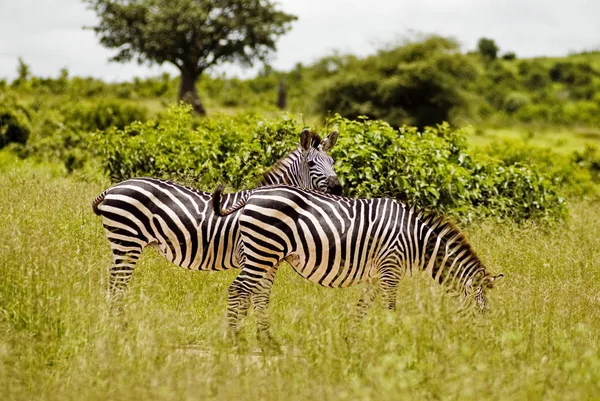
top-left (419, 215), bottom-right (484, 292)
top-left (259, 148), bottom-right (304, 187)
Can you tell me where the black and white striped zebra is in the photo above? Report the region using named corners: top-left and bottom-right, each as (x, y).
top-left (213, 184), bottom-right (503, 346)
top-left (92, 129), bottom-right (341, 304)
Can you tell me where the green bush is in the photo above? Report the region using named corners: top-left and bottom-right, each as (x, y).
top-left (63, 99), bottom-right (148, 132)
top-left (502, 52), bottom-right (517, 61)
top-left (482, 139), bottom-right (599, 197)
top-left (514, 99), bottom-right (600, 126)
top-left (573, 145), bottom-right (600, 183)
top-left (327, 115), bottom-right (566, 221)
top-left (94, 106), bottom-right (568, 221)
top-left (477, 37), bottom-right (499, 60)
top-left (94, 104), bottom-right (303, 189)
top-left (315, 36), bottom-right (478, 128)
top-left (503, 92), bottom-right (530, 113)
top-left (519, 61), bottom-right (550, 91)
top-left (0, 102), bottom-right (31, 148)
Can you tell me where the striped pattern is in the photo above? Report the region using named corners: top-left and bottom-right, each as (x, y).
top-left (214, 185), bottom-right (503, 344)
top-left (93, 129), bottom-right (341, 304)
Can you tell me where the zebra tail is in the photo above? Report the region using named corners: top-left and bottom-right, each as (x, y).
top-left (92, 190), bottom-right (108, 215)
top-left (212, 184), bottom-right (249, 217)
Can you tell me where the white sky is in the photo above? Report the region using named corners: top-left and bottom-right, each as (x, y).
top-left (1, 0), bottom-right (599, 82)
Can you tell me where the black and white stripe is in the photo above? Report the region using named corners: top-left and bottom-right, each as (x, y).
top-left (92, 129), bottom-right (341, 303)
top-left (213, 185), bottom-right (503, 345)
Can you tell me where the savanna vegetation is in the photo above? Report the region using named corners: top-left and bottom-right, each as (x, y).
top-left (1, 5), bottom-right (600, 399)
top-left (1, 152), bottom-right (600, 401)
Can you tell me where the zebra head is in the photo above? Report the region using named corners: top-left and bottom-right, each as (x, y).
top-left (299, 129), bottom-right (342, 195)
top-left (466, 272), bottom-right (504, 313)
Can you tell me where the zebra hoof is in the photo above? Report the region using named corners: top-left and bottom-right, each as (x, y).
top-left (258, 333), bottom-right (282, 355)
top-left (226, 330), bottom-right (249, 352)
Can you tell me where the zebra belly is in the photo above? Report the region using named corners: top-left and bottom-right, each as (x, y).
top-left (284, 252), bottom-right (369, 288)
top-left (145, 238), bottom-right (239, 271)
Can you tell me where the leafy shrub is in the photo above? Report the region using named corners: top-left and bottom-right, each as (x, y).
top-left (482, 139), bottom-right (599, 197)
top-left (0, 102), bottom-right (31, 148)
top-left (477, 38), bottom-right (499, 60)
top-left (63, 100), bottom-right (148, 132)
top-left (94, 106), bottom-right (568, 221)
top-left (502, 52), bottom-right (517, 61)
top-left (514, 99), bottom-right (600, 126)
top-left (315, 36), bottom-right (478, 128)
top-left (519, 61), bottom-right (550, 91)
top-left (94, 104), bottom-right (302, 189)
top-left (475, 61), bottom-right (521, 111)
top-left (327, 115), bottom-right (566, 221)
top-left (503, 92), bottom-right (530, 113)
top-left (573, 145), bottom-right (600, 183)
top-left (549, 61), bottom-right (594, 85)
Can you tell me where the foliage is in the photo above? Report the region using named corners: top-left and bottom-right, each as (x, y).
top-left (6, 34), bottom-right (600, 127)
top-left (481, 139), bottom-right (600, 198)
top-left (94, 104), bottom-right (304, 189)
top-left (503, 92), bottom-right (531, 113)
top-left (477, 37), bottom-right (499, 60)
top-left (10, 57), bottom-right (31, 89)
top-left (573, 144), bottom-right (600, 182)
top-left (0, 93), bottom-right (31, 148)
top-left (316, 35), bottom-right (479, 127)
top-left (0, 87), bottom-right (149, 174)
top-left (518, 61), bottom-right (551, 91)
top-left (501, 52), bottom-right (517, 61)
top-left (94, 106), bottom-right (567, 221)
top-left (63, 99), bottom-right (148, 132)
top-left (84, 0), bottom-right (297, 114)
top-left (327, 115), bottom-right (566, 221)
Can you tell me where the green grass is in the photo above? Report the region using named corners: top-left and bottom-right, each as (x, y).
top-left (1, 157), bottom-right (600, 401)
top-left (467, 125), bottom-right (600, 155)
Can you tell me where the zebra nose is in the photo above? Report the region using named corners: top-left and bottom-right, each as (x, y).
top-left (327, 176), bottom-right (342, 195)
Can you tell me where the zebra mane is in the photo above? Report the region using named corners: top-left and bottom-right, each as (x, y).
top-left (257, 132), bottom-right (322, 187)
top-left (417, 208), bottom-right (487, 275)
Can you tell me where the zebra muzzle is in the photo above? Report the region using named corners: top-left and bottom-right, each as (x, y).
top-left (327, 176), bottom-right (343, 195)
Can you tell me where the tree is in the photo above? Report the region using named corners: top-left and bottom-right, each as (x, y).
top-left (316, 36), bottom-right (479, 128)
top-left (11, 57), bottom-right (31, 88)
top-left (477, 37), bottom-right (499, 60)
top-left (84, 0), bottom-right (297, 114)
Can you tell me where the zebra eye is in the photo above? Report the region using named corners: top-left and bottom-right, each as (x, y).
top-left (307, 160), bottom-right (316, 167)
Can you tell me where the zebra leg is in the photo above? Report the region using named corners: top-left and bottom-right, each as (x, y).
top-left (253, 267), bottom-right (281, 353)
top-left (226, 275), bottom-right (253, 346)
top-left (345, 282), bottom-right (379, 346)
top-left (355, 282), bottom-right (380, 321)
top-left (108, 246), bottom-right (143, 308)
top-left (380, 275), bottom-right (400, 310)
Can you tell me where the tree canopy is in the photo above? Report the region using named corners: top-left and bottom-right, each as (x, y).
top-left (84, 0), bottom-right (297, 114)
top-left (477, 37), bottom-right (499, 60)
top-left (316, 36), bottom-right (479, 128)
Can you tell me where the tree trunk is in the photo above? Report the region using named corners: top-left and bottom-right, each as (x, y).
top-left (277, 78), bottom-right (287, 110)
top-left (178, 68), bottom-right (206, 115)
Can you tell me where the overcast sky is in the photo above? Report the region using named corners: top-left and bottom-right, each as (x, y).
top-left (1, 0), bottom-right (599, 82)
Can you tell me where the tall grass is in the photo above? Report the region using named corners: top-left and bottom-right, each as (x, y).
top-left (1, 156), bottom-right (599, 401)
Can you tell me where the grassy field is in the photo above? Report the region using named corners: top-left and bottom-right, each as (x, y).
top-left (467, 124), bottom-right (600, 155)
top-left (1, 154), bottom-right (600, 401)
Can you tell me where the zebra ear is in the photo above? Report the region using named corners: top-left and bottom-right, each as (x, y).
top-left (484, 273), bottom-right (504, 288)
top-left (321, 130), bottom-right (339, 152)
top-left (300, 129), bottom-right (313, 154)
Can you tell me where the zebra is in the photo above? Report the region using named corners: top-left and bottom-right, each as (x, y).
top-left (212, 184), bottom-right (503, 346)
top-left (92, 129), bottom-right (341, 304)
